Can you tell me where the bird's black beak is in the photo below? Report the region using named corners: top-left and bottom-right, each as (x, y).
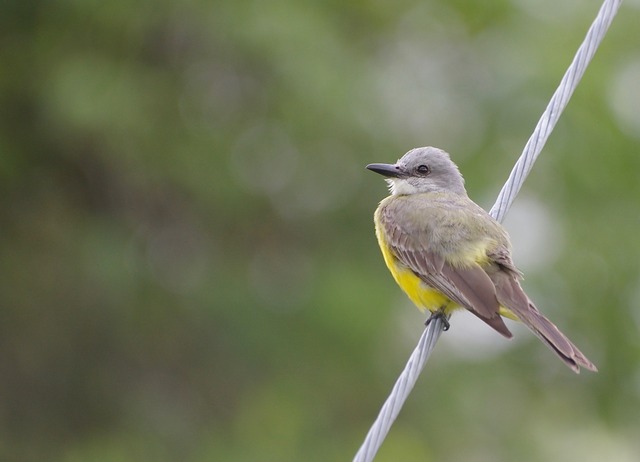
top-left (366, 163), bottom-right (403, 178)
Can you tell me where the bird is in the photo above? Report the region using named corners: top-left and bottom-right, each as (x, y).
top-left (367, 146), bottom-right (596, 373)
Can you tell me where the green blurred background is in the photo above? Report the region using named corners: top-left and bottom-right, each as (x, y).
top-left (2, 0), bottom-right (640, 461)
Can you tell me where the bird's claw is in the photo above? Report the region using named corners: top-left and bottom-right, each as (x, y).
top-left (425, 311), bottom-right (450, 331)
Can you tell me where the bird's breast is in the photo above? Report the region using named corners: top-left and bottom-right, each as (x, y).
top-left (375, 211), bottom-right (455, 312)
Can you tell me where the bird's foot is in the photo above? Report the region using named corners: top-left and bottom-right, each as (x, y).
top-left (425, 310), bottom-right (450, 331)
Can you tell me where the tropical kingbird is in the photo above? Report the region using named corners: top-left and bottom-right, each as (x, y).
top-left (367, 146), bottom-right (596, 373)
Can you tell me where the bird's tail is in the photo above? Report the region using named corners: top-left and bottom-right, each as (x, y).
top-left (493, 275), bottom-right (597, 373)
top-left (515, 304), bottom-right (597, 373)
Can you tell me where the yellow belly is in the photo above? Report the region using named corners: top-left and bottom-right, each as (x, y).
top-left (392, 263), bottom-right (456, 313)
top-left (376, 227), bottom-right (457, 313)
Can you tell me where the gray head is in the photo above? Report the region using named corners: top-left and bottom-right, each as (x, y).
top-left (366, 147), bottom-right (467, 196)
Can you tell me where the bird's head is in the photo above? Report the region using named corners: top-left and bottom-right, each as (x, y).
top-left (367, 146), bottom-right (466, 196)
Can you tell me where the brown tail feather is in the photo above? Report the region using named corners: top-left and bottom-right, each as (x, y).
top-left (520, 308), bottom-right (597, 373)
top-left (491, 273), bottom-right (597, 373)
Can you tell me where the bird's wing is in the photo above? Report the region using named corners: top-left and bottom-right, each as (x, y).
top-left (380, 207), bottom-right (512, 338)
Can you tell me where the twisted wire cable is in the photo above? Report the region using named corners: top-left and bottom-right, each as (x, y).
top-left (354, 1), bottom-right (622, 460)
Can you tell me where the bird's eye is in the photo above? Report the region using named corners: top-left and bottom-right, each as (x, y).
top-left (416, 164), bottom-right (430, 174)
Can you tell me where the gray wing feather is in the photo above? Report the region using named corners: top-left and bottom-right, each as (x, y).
top-left (380, 208), bottom-right (512, 338)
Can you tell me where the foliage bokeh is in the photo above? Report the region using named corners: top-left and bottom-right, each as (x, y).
top-left (1, 1), bottom-right (640, 461)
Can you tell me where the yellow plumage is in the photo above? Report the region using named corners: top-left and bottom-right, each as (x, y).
top-left (375, 216), bottom-right (452, 312)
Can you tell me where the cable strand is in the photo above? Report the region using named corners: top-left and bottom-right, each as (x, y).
top-left (353, 1), bottom-right (622, 460)
top-left (490, 0), bottom-right (622, 222)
